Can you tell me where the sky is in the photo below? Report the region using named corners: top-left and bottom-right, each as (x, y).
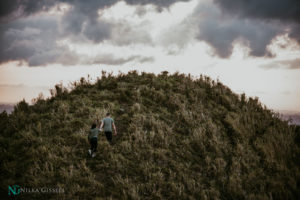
top-left (0, 0), bottom-right (300, 112)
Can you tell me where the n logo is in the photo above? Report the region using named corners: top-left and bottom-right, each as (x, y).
top-left (8, 185), bottom-right (20, 196)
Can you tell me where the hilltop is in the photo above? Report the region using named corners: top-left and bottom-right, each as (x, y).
top-left (0, 71), bottom-right (299, 199)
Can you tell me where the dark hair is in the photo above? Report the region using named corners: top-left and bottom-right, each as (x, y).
top-left (106, 113), bottom-right (110, 116)
top-left (91, 123), bottom-right (97, 129)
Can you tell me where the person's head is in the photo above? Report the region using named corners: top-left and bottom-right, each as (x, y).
top-left (91, 123), bottom-right (97, 129)
top-left (106, 113), bottom-right (110, 117)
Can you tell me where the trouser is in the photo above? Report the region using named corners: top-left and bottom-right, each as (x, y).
top-left (89, 137), bottom-right (98, 153)
top-left (105, 131), bottom-right (112, 144)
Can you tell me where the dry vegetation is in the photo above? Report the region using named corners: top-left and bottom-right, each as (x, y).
top-left (0, 71), bottom-right (299, 199)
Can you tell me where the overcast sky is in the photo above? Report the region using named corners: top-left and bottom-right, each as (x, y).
top-left (0, 0), bottom-right (300, 112)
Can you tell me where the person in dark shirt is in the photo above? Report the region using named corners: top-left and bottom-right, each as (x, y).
top-left (88, 117), bottom-right (101, 157)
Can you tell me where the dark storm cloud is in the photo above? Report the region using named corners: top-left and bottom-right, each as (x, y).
top-left (197, 17), bottom-right (281, 58)
top-left (0, 0), bottom-right (116, 66)
top-left (190, 2), bottom-right (284, 58)
top-left (213, 0), bottom-right (300, 23)
top-left (59, 0), bottom-right (118, 42)
top-left (0, 13), bottom-right (153, 66)
top-left (0, 0), bottom-right (59, 23)
top-left (0, 15), bottom-right (80, 66)
top-left (0, 15), bottom-right (152, 67)
top-left (0, 0), bottom-right (115, 20)
top-left (0, 0), bottom-right (189, 41)
top-left (157, 1), bottom-right (287, 58)
top-left (213, 0), bottom-right (300, 43)
top-left (261, 59), bottom-right (300, 70)
top-left (0, 0), bottom-right (187, 66)
top-left (0, 0), bottom-right (189, 20)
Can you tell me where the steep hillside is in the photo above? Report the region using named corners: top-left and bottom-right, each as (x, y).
top-left (0, 71), bottom-right (299, 199)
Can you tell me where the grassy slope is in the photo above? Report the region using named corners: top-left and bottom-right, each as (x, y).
top-left (0, 71), bottom-right (299, 199)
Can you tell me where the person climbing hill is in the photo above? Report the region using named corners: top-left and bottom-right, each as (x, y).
top-left (100, 113), bottom-right (117, 144)
top-left (88, 116), bottom-right (101, 157)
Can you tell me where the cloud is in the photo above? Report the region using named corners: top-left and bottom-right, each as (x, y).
top-left (0, 14), bottom-right (153, 67)
top-left (110, 21), bottom-right (153, 46)
top-left (0, 0), bottom-right (189, 21)
top-left (1, 0), bottom-right (299, 66)
top-left (59, 1), bottom-right (117, 43)
top-left (0, 14), bottom-right (153, 66)
top-left (159, 0), bottom-right (300, 58)
top-left (188, 1), bottom-right (285, 58)
top-left (0, 0), bottom-right (56, 21)
top-left (85, 54), bottom-right (154, 65)
top-left (213, 0), bottom-right (300, 43)
top-left (157, 20), bottom-right (197, 55)
top-left (0, 0), bottom-right (190, 40)
top-left (125, 0), bottom-right (190, 10)
top-left (0, 15), bottom-right (80, 66)
top-left (261, 58), bottom-right (300, 70)
top-left (213, 0), bottom-right (300, 23)
top-left (1, 0), bottom-right (188, 66)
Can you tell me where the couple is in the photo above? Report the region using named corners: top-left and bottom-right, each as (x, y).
top-left (88, 113), bottom-right (117, 157)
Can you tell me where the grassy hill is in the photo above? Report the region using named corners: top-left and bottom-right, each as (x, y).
top-left (0, 71), bottom-right (299, 199)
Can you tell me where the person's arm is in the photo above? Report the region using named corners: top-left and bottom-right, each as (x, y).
top-left (100, 120), bottom-right (104, 130)
top-left (112, 122), bottom-right (117, 135)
